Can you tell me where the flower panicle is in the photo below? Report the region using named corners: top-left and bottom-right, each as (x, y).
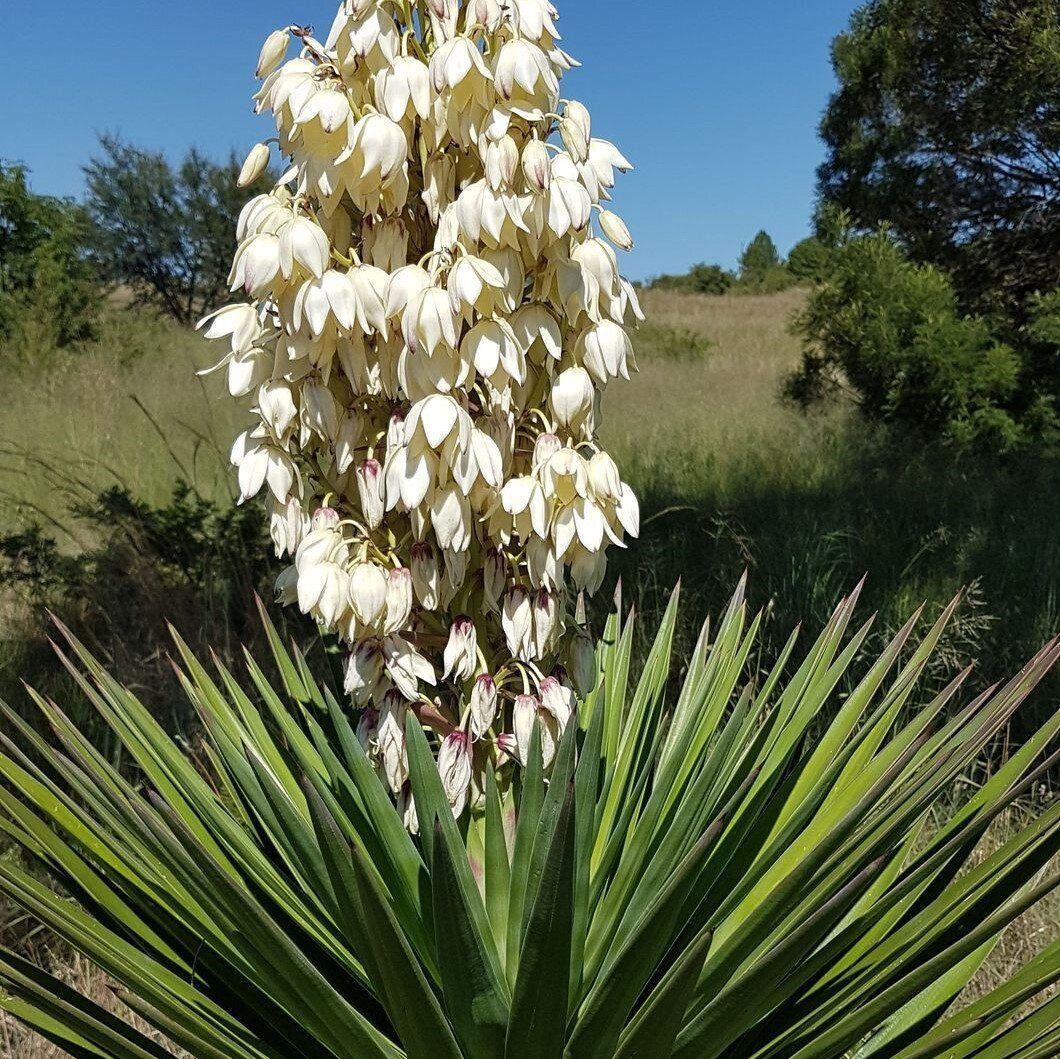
top-left (201, 0), bottom-right (640, 822)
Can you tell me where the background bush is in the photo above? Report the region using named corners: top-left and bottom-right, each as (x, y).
top-left (0, 163), bottom-right (101, 355)
top-left (787, 230), bottom-right (1060, 451)
top-left (84, 135), bottom-right (272, 325)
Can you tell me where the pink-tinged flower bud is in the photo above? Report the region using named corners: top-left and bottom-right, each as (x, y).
top-left (443, 615), bottom-right (478, 682)
top-left (346, 642), bottom-right (385, 706)
top-left (513, 694), bottom-right (539, 766)
top-left (411, 541), bottom-right (441, 609)
top-left (532, 589), bottom-right (560, 658)
top-left (533, 432), bottom-right (563, 468)
top-left (521, 139), bottom-right (551, 194)
top-left (256, 29), bottom-right (289, 79)
top-left (348, 562), bottom-right (388, 627)
top-left (539, 675), bottom-right (575, 730)
top-left (355, 459), bottom-right (384, 530)
top-left (483, 547), bottom-right (506, 611)
top-left (238, 143), bottom-right (271, 188)
top-left (495, 732), bottom-right (518, 765)
top-left (438, 731), bottom-right (472, 817)
top-left (356, 706), bottom-right (379, 751)
top-left (470, 674), bottom-right (498, 738)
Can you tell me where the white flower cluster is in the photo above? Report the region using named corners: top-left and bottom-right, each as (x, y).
top-left (201, 0), bottom-right (640, 821)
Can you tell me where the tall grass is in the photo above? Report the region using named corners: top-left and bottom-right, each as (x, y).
top-left (604, 289), bottom-right (1060, 736)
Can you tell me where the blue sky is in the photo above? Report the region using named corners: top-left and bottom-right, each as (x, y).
top-left (5, 1), bottom-right (856, 279)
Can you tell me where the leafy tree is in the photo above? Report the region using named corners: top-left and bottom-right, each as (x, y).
top-left (738, 230), bottom-right (781, 281)
top-left (84, 135), bottom-right (272, 325)
top-left (786, 236), bottom-right (835, 283)
top-left (788, 229), bottom-right (1058, 452)
top-left (736, 230), bottom-right (797, 293)
top-left (819, 0), bottom-right (1060, 317)
top-left (0, 163), bottom-right (100, 349)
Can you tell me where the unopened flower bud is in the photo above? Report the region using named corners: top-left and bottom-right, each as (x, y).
top-left (598, 209), bottom-right (634, 251)
top-left (411, 542), bottom-right (441, 609)
top-left (532, 588), bottom-right (559, 658)
top-left (513, 693), bottom-right (539, 766)
top-left (496, 732), bottom-right (518, 765)
top-left (533, 432), bottom-right (563, 468)
top-left (383, 567), bottom-right (413, 634)
top-left (438, 731), bottom-right (472, 816)
top-left (521, 139), bottom-right (551, 194)
top-left (256, 29), bottom-right (290, 79)
top-left (539, 675), bottom-right (575, 730)
top-left (238, 143), bottom-right (271, 188)
top-left (589, 450), bottom-right (623, 501)
top-left (470, 674), bottom-right (498, 738)
top-left (312, 506), bottom-right (341, 531)
top-left (568, 626), bottom-right (597, 696)
top-left (483, 547), bottom-right (506, 610)
top-left (355, 459), bottom-right (384, 529)
top-left (348, 562), bottom-right (388, 626)
top-left (550, 366), bottom-right (595, 431)
top-left (559, 101), bottom-right (591, 163)
top-left (443, 615), bottom-right (478, 682)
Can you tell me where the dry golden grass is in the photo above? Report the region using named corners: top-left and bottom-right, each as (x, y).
top-left (602, 288), bottom-right (847, 501)
top-left (0, 310), bottom-right (242, 547)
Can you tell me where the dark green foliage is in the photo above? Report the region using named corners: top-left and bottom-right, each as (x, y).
top-left (786, 236), bottom-right (835, 284)
top-left (738, 230), bottom-right (781, 281)
top-left (787, 230), bottom-right (1059, 451)
top-left (0, 164), bottom-right (101, 351)
top-left (650, 262), bottom-right (734, 295)
top-left (84, 136), bottom-right (272, 325)
top-left (819, 0), bottom-right (1060, 317)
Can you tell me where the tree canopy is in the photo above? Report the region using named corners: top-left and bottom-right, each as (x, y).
top-left (818, 0), bottom-right (1060, 317)
top-left (0, 163), bottom-right (100, 349)
top-left (84, 136), bottom-right (272, 326)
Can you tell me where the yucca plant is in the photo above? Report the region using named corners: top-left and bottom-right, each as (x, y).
top-left (2, 580), bottom-right (1060, 1057)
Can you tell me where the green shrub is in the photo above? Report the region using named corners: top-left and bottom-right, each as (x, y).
top-left (0, 482), bottom-right (274, 736)
top-left (635, 321), bottom-right (713, 360)
top-left (0, 164), bottom-right (101, 354)
top-left (787, 230), bottom-right (1057, 451)
top-left (786, 236), bottom-right (835, 283)
top-left (650, 263), bottom-right (734, 295)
